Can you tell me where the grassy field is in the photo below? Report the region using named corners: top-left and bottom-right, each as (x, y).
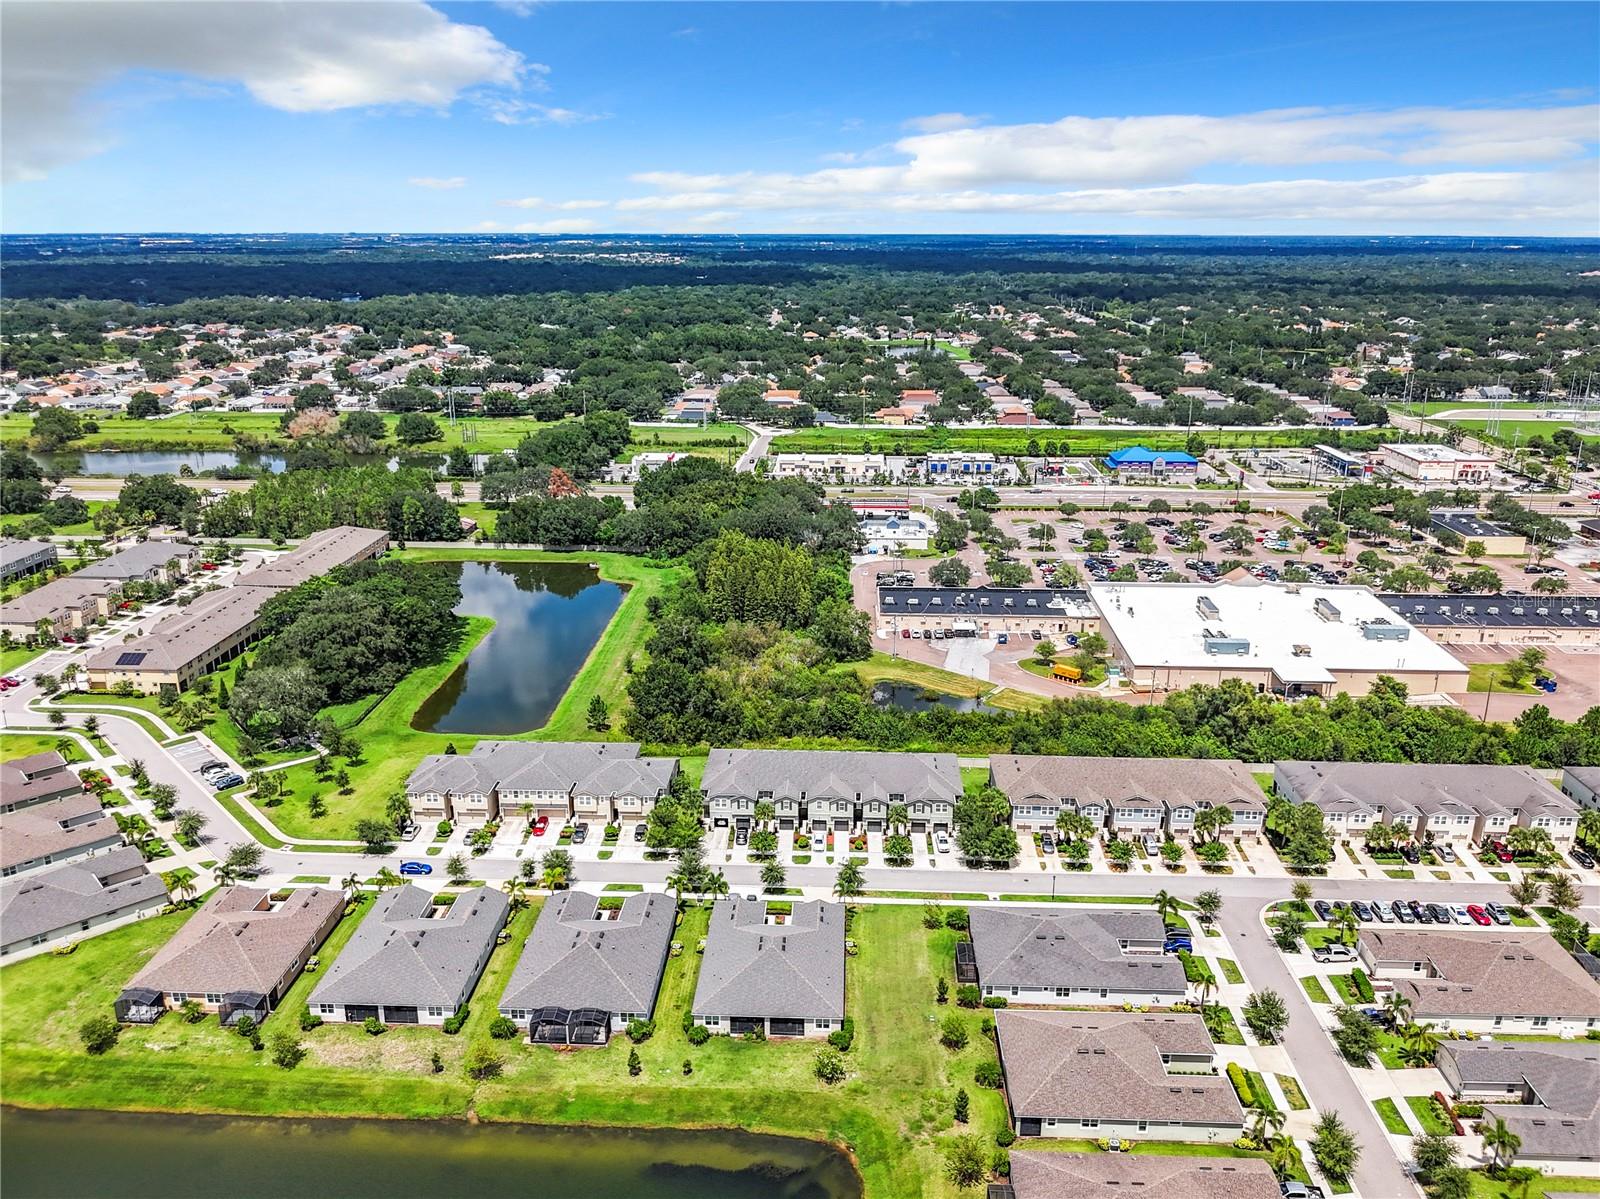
top-left (1371, 1097), bottom-right (1409, 1136)
top-left (0, 500), bottom-right (112, 537)
top-left (1, 644), bottom-right (46, 673)
top-left (1, 732), bottom-right (87, 764)
top-left (2, 412), bottom-right (754, 458)
top-left (1442, 417), bottom-right (1600, 446)
top-left (769, 426), bottom-right (1396, 457)
top-left (847, 652), bottom-right (987, 698)
top-left (1467, 662), bottom-right (1540, 694)
top-left (1465, 1172), bottom-right (1600, 1199)
top-left (1, 900), bottom-right (1027, 1199)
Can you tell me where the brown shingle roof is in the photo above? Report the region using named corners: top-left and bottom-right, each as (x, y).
top-left (1008, 1151), bottom-right (1280, 1199)
top-left (1363, 930), bottom-right (1600, 1019)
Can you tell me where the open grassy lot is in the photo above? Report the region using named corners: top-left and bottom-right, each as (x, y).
top-left (1467, 662), bottom-right (1540, 694)
top-left (1443, 417), bottom-right (1600, 446)
top-left (0, 500), bottom-right (112, 536)
top-left (1, 732), bottom-right (87, 763)
top-left (847, 652), bottom-right (987, 699)
top-left (2, 899), bottom-right (1037, 1199)
top-left (1464, 1172), bottom-right (1600, 1199)
top-left (1, 644), bottom-right (46, 673)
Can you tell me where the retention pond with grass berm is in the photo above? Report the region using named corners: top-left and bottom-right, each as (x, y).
top-left (0, 1107), bottom-right (862, 1199)
top-left (411, 559), bottom-right (624, 735)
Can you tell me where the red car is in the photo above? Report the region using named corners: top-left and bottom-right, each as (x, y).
top-left (900, 628), bottom-right (910, 638)
top-left (1488, 841), bottom-right (1514, 863)
top-left (1466, 904), bottom-right (1492, 926)
top-left (531, 815), bottom-right (549, 836)
top-left (200, 562), bottom-right (218, 571)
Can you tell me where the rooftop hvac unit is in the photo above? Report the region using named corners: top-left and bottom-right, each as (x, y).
top-left (1291, 644), bottom-right (1312, 657)
top-left (1313, 597), bottom-right (1342, 622)
top-left (1195, 596), bottom-right (1221, 620)
top-left (1361, 619), bottom-right (1411, 642)
top-left (1202, 632), bottom-right (1250, 656)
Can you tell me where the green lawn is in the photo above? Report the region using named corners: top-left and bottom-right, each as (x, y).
top-left (848, 652), bottom-right (988, 700)
top-left (1465, 1172), bottom-right (1600, 1199)
top-left (1371, 1097), bottom-right (1410, 1136)
top-left (1299, 976), bottom-right (1332, 1004)
top-left (0, 500), bottom-right (112, 537)
top-left (1, 899), bottom-right (1033, 1199)
top-left (1, 732), bottom-right (88, 764)
top-left (1275, 1073), bottom-right (1310, 1111)
top-left (1444, 417), bottom-right (1600, 447)
top-left (769, 426), bottom-right (1388, 457)
top-left (1204, 1005), bottom-right (1245, 1046)
top-left (1, 644), bottom-right (46, 673)
top-left (1404, 1094), bottom-right (1453, 1136)
top-left (1217, 958), bottom-right (1244, 985)
top-left (1467, 662), bottom-right (1540, 695)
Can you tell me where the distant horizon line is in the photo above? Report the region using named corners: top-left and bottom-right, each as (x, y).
top-left (3, 230), bottom-right (1598, 242)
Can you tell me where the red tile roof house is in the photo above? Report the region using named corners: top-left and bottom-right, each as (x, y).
top-left (115, 886), bottom-right (343, 1026)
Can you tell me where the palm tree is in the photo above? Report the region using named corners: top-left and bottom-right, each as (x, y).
top-left (665, 865), bottom-right (690, 905)
top-left (1153, 890), bottom-right (1181, 926)
top-left (1267, 1134), bottom-right (1299, 1181)
top-left (1482, 1115), bottom-right (1521, 1173)
top-left (340, 872), bottom-right (361, 900)
top-left (706, 869), bottom-right (730, 900)
top-left (1398, 1020), bottom-right (1441, 1068)
top-left (1578, 809), bottom-right (1600, 855)
top-left (1055, 810), bottom-right (1096, 844)
top-left (212, 862), bottom-right (240, 887)
top-left (752, 800), bottom-right (776, 828)
top-left (373, 866), bottom-right (401, 890)
top-left (502, 877), bottom-right (527, 912)
top-left (1329, 904), bottom-right (1360, 946)
top-left (162, 870), bottom-right (196, 906)
top-left (886, 803), bottom-right (909, 833)
top-left (1381, 991), bottom-right (1413, 1028)
top-left (1250, 1106), bottom-right (1287, 1145)
top-left (1195, 975), bottom-right (1216, 1017)
top-left (760, 859), bottom-right (786, 893)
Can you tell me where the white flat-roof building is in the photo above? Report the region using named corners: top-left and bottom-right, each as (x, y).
top-left (1090, 582), bottom-right (1469, 698)
top-left (859, 512), bottom-right (933, 553)
top-left (1377, 443), bottom-right (1495, 483)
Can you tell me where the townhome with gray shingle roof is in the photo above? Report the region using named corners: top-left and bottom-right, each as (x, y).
top-left (0, 751), bottom-right (85, 814)
top-left (406, 741), bottom-right (676, 825)
top-left (309, 884), bottom-right (507, 1026)
top-left (700, 748), bottom-right (960, 833)
top-left (116, 886), bottom-right (342, 1025)
top-left (996, 1010), bottom-right (1245, 1142)
top-left (1359, 929), bottom-right (1600, 1037)
top-left (2, 847), bottom-right (168, 959)
top-left (692, 897), bottom-right (845, 1038)
top-left (1, 792), bottom-right (124, 877)
top-left (988, 755), bottom-right (1265, 840)
top-left (499, 891), bottom-right (674, 1044)
top-left (969, 906), bottom-right (1183, 1006)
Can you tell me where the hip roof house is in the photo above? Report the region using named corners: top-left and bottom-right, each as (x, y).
top-left (969, 906), bottom-right (1182, 1005)
top-left (1006, 1151), bottom-right (1281, 1199)
top-left (310, 884), bottom-right (507, 1026)
top-left (692, 897), bottom-right (845, 1039)
top-left (1, 846), bottom-right (167, 959)
top-left (499, 891), bottom-right (675, 1044)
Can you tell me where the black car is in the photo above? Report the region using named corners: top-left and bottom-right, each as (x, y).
top-left (1391, 900), bottom-right (1415, 923)
top-left (1399, 843), bottom-right (1421, 864)
top-left (1351, 901), bottom-right (1374, 922)
top-left (1409, 900), bottom-right (1431, 923)
top-left (1313, 900), bottom-right (1334, 922)
top-left (734, 826), bottom-right (749, 846)
top-left (1426, 902), bottom-right (1451, 924)
top-left (633, 823), bottom-right (647, 842)
top-left (572, 823), bottom-right (589, 844)
top-left (1572, 847), bottom-right (1597, 870)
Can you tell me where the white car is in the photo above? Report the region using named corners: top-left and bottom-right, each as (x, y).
top-left (1449, 903), bottom-right (1474, 925)
top-left (934, 831), bottom-right (951, 853)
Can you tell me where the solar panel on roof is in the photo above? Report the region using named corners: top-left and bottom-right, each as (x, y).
top-left (115, 652), bottom-right (147, 666)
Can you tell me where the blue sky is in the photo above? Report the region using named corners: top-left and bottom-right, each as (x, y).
top-left (2, 2), bottom-right (1596, 234)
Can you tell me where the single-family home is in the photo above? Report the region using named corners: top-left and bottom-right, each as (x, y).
top-left (1, 847), bottom-right (167, 958)
top-left (1437, 1042), bottom-right (1599, 1164)
top-left (1006, 1151), bottom-right (1280, 1199)
top-left (115, 886), bottom-right (343, 1025)
top-left (692, 898), bottom-right (845, 1038)
top-left (700, 748), bottom-right (960, 834)
top-left (499, 891), bottom-right (674, 1044)
top-left (1358, 930), bottom-right (1600, 1037)
top-left (309, 884), bottom-right (507, 1026)
top-left (0, 792), bottom-right (123, 877)
top-left (77, 540), bottom-right (198, 585)
top-left (0, 751), bottom-right (84, 813)
top-left (996, 1010), bottom-right (1246, 1142)
top-left (968, 907), bottom-right (1182, 1006)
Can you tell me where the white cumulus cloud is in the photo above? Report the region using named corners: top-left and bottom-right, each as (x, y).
top-left (2, 1), bottom-right (526, 184)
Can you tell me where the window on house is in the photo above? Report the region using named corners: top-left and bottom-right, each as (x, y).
top-left (204, 993), bottom-right (223, 1005)
top-left (318, 1004), bottom-right (335, 1015)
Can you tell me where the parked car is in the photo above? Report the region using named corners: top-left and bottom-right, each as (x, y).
top-left (934, 831), bottom-right (951, 853)
top-left (734, 826), bottom-right (749, 846)
top-left (1399, 843), bottom-right (1421, 864)
top-left (572, 823), bottom-right (589, 844)
top-left (1436, 843), bottom-right (1457, 864)
top-left (1427, 903), bottom-right (1452, 924)
top-left (1487, 840), bottom-right (1514, 863)
top-left (1351, 901), bottom-right (1375, 922)
top-left (400, 820), bottom-right (420, 842)
top-left (1312, 943), bottom-right (1357, 964)
top-left (1280, 1179), bottom-right (1327, 1199)
top-left (1449, 903), bottom-right (1474, 925)
top-left (1571, 847), bottom-right (1597, 870)
top-left (1390, 900), bottom-right (1415, 923)
top-left (996, 633), bottom-right (1008, 645)
top-left (1409, 900), bottom-right (1432, 923)
top-left (1371, 902), bottom-right (1393, 923)
top-left (1484, 902), bottom-right (1511, 926)
top-left (1465, 904), bottom-right (1492, 926)
top-left (210, 773), bottom-right (244, 790)
top-left (399, 861), bottom-right (432, 876)
top-left (531, 815), bottom-right (549, 836)
top-left (634, 823), bottom-right (647, 842)
top-left (1039, 833), bottom-right (1055, 855)
top-left (1313, 900), bottom-right (1334, 922)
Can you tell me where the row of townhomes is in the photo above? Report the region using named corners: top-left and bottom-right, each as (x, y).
top-left (84, 526), bottom-right (388, 693)
top-left (0, 751), bottom-right (169, 958)
top-left (0, 538), bottom-right (198, 640)
top-left (1274, 761), bottom-right (1583, 845)
top-left (403, 745), bottom-right (1588, 846)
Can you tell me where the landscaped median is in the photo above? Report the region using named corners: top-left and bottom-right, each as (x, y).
top-left (0, 899), bottom-right (1022, 1199)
